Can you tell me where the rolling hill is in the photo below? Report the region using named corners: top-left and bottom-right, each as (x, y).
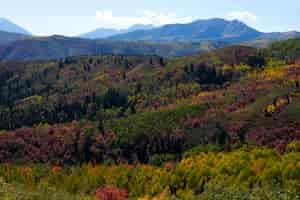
top-left (0, 35), bottom-right (226, 61)
top-left (1, 38), bottom-right (300, 199)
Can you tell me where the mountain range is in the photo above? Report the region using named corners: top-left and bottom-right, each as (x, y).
top-left (109, 18), bottom-right (261, 42)
top-left (79, 24), bottom-right (154, 39)
top-left (109, 18), bottom-right (300, 43)
top-left (0, 18), bottom-right (300, 61)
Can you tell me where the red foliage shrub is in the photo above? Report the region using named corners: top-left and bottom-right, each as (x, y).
top-left (183, 116), bottom-right (209, 128)
top-left (223, 83), bottom-right (258, 113)
top-left (247, 124), bottom-right (300, 152)
top-left (20, 167), bottom-right (32, 176)
top-left (51, 166), bottom-right (63, 174)
top-left (0, 123), bottom-right (117, 165)
top-left (164, 162), bottom-right (173, 171)
top-left (224, 122), bottom-right (246, 138)
top-left (223, 94), bottom-right (256, 113)
top-left (95, 186), bottom-right (128, 200)
top-left (286, 66), bottom-right (300, 77)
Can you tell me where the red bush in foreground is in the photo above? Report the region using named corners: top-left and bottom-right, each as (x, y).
top-left (51, 166), bottom-right (63, 174)
top-left (95, 186), bottom-right (128, 200)
top-left (164, 162), bottom-right (174, 171)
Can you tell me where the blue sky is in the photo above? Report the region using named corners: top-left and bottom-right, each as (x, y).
top-left (1, 0), bottom-right (299, 36)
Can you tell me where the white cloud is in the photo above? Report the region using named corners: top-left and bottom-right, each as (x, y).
top-left (226, 11), bottom-right (258, 25)
top-left (94, 10), bottom-right (193, 29)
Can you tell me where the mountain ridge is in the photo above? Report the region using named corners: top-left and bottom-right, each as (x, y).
top-left (109, 18), bottom-right (300, 44)
top-left (0, 35), bottom-right (217, 61)
top-left (0, 18), bottom-right (300, 62)
top-left (79, 24), bottom-right (155, 39)
top-left (109, 18), bottom-right (262, 42)
top-left (0, 18), bottom-right (31, 35)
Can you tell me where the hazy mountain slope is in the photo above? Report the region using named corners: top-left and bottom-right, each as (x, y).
top-left (126, 24), bottom-right (154, 32)
top-left (109, 18), bottom-right (262, 42)
top-left (79, 28), bottom-right (120, 39)
top-left (79, 24), bottom-right (154, 39)
top-left (110, 18), bottom-right (300, 45)
top-left (0, 30), bottom-right (30, 46)
top-left (0, 18), bottom-right (31, 35)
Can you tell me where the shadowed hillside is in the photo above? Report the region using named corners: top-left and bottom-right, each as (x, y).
top-left (0, 36), bottom-right (226, 61)
top-left (0, 30), bottom-right (29, 45)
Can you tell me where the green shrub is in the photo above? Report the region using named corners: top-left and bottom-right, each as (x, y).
top-left (183, 144), bottom-right (222, 158)
top-left (149, 154), bottom-right (178, 167)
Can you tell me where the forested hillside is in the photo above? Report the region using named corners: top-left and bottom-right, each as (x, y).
top-left (1, 38), bottom-right (300, 199)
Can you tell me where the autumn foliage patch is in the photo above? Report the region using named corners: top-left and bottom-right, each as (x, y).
top-left (95, 186), bottom-right (128, 200)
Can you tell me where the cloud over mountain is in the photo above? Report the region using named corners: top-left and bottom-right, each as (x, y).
top-left (226, 11), bottom-right (258, 26)
top-left (94, 10), bottom-right (193, 29)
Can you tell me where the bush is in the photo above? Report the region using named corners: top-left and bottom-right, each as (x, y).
top-left (149, 154), bottom-right (178, 167)
top-left (183, 145), bottom-right (222, 158)
top-left (1, 148), bottom-right (300, 199)
top-left (95, 186), bottom-right (128, 200)
top-left (286, 141), bottom-right (300, 152)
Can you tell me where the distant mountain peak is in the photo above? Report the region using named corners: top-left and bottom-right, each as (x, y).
top-left (79, 24), bottom-right (155, 39)
top-left (109, 18), bottom-right (262, 43)
top-left (231, 19), bottom-right (243, 23)
top-left (283, 31), bottom-right (299, 35)
top-left (191, 18), bottom-right (227, 24)
top-left (0, 18), bottom-right (31, 35)
top-left (127, 24), bottom-right (154, 31)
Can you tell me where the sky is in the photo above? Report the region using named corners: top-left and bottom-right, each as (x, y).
top-left (1, 0), bottom-right (299, 36)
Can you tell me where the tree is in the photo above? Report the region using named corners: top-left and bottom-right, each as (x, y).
top-left (103, 88), bottom-right (128, 109)
top-left (247, 55), bottom-right (266, 68)
top-left (159, 57), bottom-right (165, 66)
top-left (97, 110), bottom-right (105, 134)
top-left (58, 60), bottom-right (64, 69)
